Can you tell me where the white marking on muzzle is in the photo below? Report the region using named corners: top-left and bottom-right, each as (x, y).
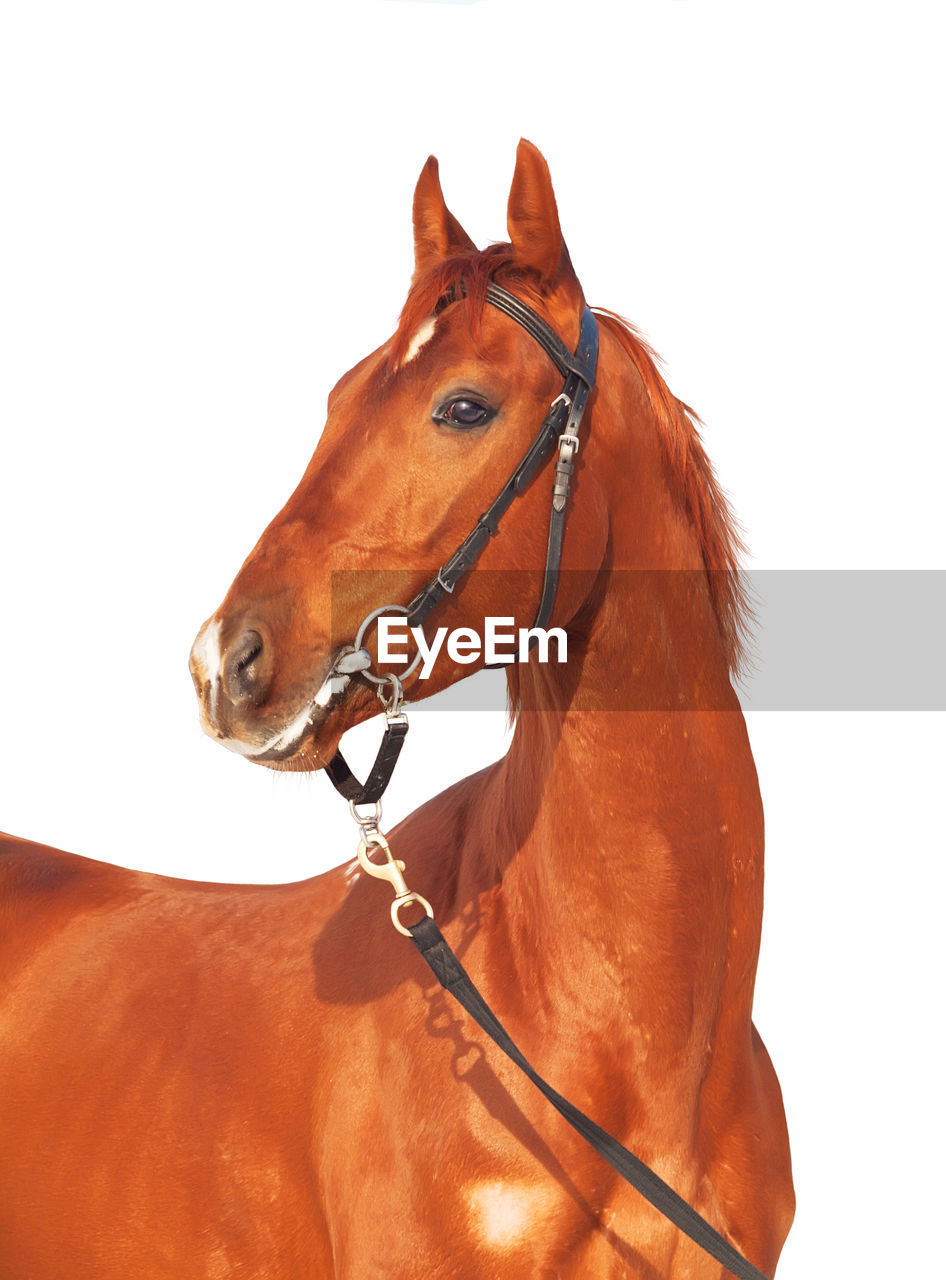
top-left (191, 619), bottom-right (224, 725)
top-left (216, 666), bottom-right (354, 759)
top-left (192, 619), bottom-right (223, 682)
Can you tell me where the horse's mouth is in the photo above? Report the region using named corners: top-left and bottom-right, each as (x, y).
top-left (232, 671), bottom-right (352, 762)
top-left (195, 649), bottom-right (365, 770)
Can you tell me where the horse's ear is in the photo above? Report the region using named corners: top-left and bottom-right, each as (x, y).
top-left (506, 139), bottom-right (570, 286)
top-left (412, 156), bottom-right (477, 281)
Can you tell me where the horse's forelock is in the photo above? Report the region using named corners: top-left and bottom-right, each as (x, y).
top-left (388, 245), bottom-right (543, 370)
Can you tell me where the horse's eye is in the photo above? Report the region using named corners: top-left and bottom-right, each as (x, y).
top-left (433, 398), bottom-right (495, 430)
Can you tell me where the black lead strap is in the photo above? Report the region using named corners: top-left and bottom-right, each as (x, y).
top-left (408, 916), bottom-right (771, 1280)
top-left (322, 716), bottom-right (408, 805)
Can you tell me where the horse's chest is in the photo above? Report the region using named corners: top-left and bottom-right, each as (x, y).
top-left (326, 1167), bottom-right (663, 1279)
top-left (316, 1069), bottom-right (643, 1278)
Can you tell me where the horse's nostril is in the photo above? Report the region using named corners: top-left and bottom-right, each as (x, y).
top-left (224, 629), bottom-right (268, 704)
top-left (237, 639), bottom-right (262, 672)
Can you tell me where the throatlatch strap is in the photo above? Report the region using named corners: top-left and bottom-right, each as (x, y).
top-left (408, 917), bottom-right (771, 1280)
top-left (323, 719), bottom-right (408, 805)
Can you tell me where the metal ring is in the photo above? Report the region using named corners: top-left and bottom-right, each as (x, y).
top-left (376, 673), bottom-right (404, 717)
top-left (349, 798), bottom-right (382, 829)
top-left (391, 893), bottom-right (434, 937)
top-left (352, 604), bottom-right (422, 684)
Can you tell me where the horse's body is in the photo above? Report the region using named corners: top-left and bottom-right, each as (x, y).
top-left (0, 143), bottom-right (793, 1277)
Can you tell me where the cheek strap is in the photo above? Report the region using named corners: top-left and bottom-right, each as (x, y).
top-left (325, 287), bottom-right (598, 807)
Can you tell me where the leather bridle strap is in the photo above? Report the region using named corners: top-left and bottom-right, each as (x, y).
top-left (408, 916), bottom-right (772, 1280)
top-left (405, 284), bottom-right (598, 629)
top-left (325, 286), bottom-right (598, 806)
top-left (529, 302), bottom-right (597, 631)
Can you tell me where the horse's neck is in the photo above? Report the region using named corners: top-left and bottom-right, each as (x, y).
top-left (473, 606), bottom-right (760, 1053)
top-left (456, 418), bottom-right (763, 1038)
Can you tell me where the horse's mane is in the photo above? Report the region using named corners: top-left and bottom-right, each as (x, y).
top-left (392, 247), bottom-right (751, 678)
top-left (593, 309), bottom-right (751, 677)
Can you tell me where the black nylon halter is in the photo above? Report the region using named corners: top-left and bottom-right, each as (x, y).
top-left (324, 285), bottom-right (598, 805)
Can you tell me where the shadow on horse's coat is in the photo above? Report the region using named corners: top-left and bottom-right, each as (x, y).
top-left (0, 141), bottom-right (794, 1278)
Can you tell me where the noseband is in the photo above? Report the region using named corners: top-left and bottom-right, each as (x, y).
top-left (324, 283), bottom-right (599, 805)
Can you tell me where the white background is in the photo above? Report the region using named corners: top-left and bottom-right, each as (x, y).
top-left (1, 2), bottom-right (943, 1274)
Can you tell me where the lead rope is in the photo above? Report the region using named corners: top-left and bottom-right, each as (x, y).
top-left (328, 285), bottom-right (770, 1276)
top-left (342, 787), bottom-right (771, 1280)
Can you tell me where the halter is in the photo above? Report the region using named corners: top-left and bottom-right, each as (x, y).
top-left (323, 283), bottom-right (599, 806)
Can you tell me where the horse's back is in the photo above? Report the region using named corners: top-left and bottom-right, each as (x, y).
top-left (0, 829), bottom-right (136, 895)
top-left (0, 833), bottom-right (341, 1277)
top-left (0, 831), bottom-right (140, 970)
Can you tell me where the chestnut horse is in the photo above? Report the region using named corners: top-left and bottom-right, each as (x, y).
top-left (0, 142), bottom-right (793, 1277)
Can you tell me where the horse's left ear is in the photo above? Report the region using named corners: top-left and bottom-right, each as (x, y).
top-left (412, 156), bottom-right (477, 282)
top-left (506, 139), bottom-right (572, 287)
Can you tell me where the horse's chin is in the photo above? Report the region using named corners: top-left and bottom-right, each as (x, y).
top-left (233, 671), bottom-right (379, 773)
top-left (248, 711), bottom-right (348, 774)
top-left (255, 743), bottom-right (331, 774)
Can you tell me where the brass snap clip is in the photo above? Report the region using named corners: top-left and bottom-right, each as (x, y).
top-left (356, 828), bottom-right (434, 937)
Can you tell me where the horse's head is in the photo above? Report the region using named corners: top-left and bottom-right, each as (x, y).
top-left (189, 141), bottom-right (612, 769)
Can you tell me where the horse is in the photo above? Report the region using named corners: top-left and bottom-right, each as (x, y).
top-left (0, 140), bottom-right (794, 1278)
